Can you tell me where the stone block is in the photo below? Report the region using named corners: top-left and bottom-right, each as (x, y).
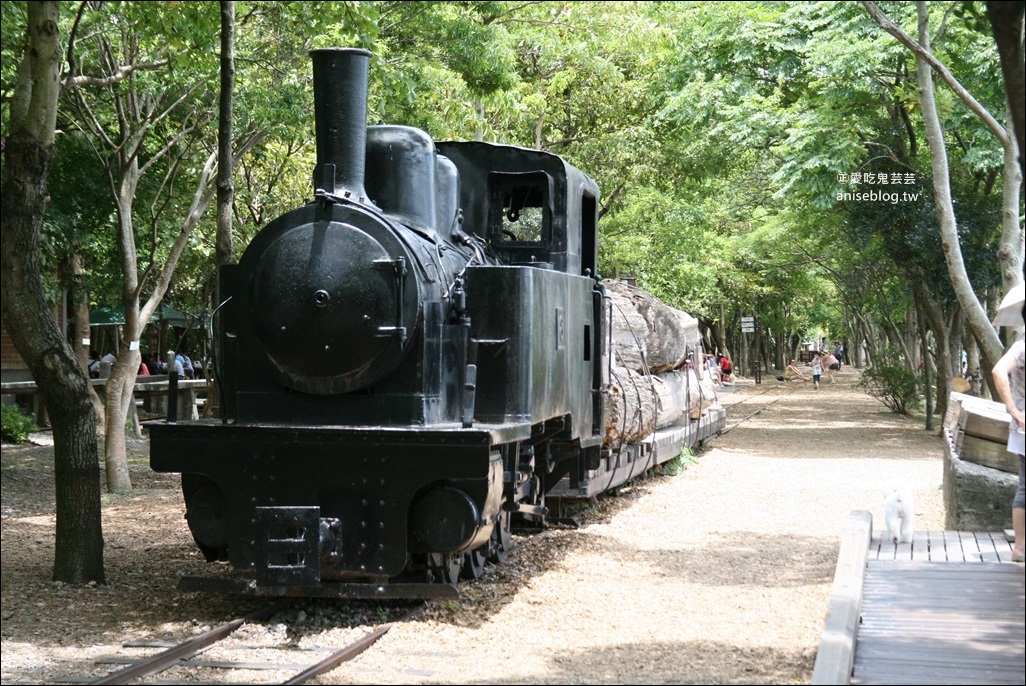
top-left (943, 430), bottom-right (1017, 531)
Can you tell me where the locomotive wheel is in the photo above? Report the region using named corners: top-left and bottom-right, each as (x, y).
top-left (181, 474), bottom-right (229, 562)
top-left (460, 547), bottom-right (487, 580)
top-left (427, 552), bottom-right (463, 584)
top-left (488, 510), bottom-right (512, 564)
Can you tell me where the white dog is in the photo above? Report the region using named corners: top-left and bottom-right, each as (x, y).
top-left (884, 487), bottom-right (915, 544)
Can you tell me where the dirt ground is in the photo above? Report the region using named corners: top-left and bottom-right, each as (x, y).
top-left (1, 365), bottom-right (950, 684)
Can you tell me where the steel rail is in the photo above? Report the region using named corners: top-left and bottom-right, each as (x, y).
top-left (282, 603), bottom-right (425, 685)
top-left (281, 623), bottom-right (392, 684)
top-left (89, 603), bottom-right (287, 685)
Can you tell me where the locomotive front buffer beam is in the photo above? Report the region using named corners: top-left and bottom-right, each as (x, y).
top-left (174, 502), bottom-right (465, 599)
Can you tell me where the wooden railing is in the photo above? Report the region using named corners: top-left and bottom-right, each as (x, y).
top-left (1, 376), bottom-right (210, 433)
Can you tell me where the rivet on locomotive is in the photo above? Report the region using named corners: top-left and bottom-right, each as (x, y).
top-left (149, 48), bottom-right (725, 598)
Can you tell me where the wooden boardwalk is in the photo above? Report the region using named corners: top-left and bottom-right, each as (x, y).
top-left (812, 511), bottom-right (1025, 685)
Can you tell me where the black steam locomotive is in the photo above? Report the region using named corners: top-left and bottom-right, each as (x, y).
top-left (149, 48), bottom-right (722, 599)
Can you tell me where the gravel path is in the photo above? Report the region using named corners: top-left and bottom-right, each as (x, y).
top-left (327, 370), bottom-right (945, 684)
top-left (1, 366), bottom-right (946, 684)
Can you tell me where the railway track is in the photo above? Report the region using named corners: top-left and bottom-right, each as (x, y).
top-left (718, 383), bottom-right (799, 434)
top-left (77, 600), bottom-right (424, 685)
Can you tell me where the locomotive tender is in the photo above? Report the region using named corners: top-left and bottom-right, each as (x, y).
top-left (149, 48), bottom-right (724, 598)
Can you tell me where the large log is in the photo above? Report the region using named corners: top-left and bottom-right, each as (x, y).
top-left (605, 365), bottom-right (658, 447)
top-left (602, 280), bottom-right (720, 447)
top-left (603, 367), bottom-right (722, 448)
top-left (655, 371), bottom-right (687, 427)
top-left (603, 279), bottom-right (700, 374)
top-left (682, 368), bottom-right (722, 420)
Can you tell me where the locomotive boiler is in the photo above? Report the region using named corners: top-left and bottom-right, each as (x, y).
top-left (149, 48), bottom-right (724, 598)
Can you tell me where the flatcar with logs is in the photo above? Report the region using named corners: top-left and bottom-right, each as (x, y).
top-left (149, 48), bottom-right (726, 599)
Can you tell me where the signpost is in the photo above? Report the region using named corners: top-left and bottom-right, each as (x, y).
top-left (742, 316), bottom-right (760, 383)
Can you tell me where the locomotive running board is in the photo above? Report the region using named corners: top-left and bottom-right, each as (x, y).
top-left (177, 576), bottom-right (459, 599)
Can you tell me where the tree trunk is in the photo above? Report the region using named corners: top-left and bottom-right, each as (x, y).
top-left (1, 1), bottom-right (105, 585)
top-left (964, 326), bottom-right (983, 395)
top-left (947, 308), bottom-right (963, 383)
top-left (911, 3), bottom-right (1004, 382)
top-left (713, 303), bottom-right (727, 356)
top-left (207, 0), bottom-right (236, 419)
top-left (65, 253), bottom-right (106, 432)
top-left (985, 1), bottom-right (1026, 181)
top-left (102, 355), bottom-right (140, 492)
top-left (915, 296), bottom-right (934, 431)
top-left (605, 366), bottom-right (658, 447)
top-left (996, 108), bottom-right (1024, 293)
top-left (913, 282), bottom-right (952, 421)
top-left (604, 280), bottom-right (696, 373)
top-left (851, 316), bottom-right (869, 367)
top-left (66, 254), bottom-right (90, 371)
top-left (882, 315), bottom-right (914, 370)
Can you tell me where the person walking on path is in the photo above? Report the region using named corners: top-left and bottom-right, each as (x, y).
top-left (992, 336), bottom-right (1025, 563)
top-left (811, 351), bottom-right (823, 389)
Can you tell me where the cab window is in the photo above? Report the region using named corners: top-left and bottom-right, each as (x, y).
top-left (489, 172), bottom-right (550, 245)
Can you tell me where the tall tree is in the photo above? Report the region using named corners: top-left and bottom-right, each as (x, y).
top-left (861, 1), bottom-right (1016, 385)
top-left (1, 1), bottom-right (105, 584)
top-left (60, 2), bottom-right (261, 490)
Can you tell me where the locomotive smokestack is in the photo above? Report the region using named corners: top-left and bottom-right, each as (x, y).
top-left (310, 48), bottom-right (372, 202)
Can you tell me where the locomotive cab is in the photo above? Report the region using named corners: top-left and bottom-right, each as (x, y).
top-left (435, 141), bottom-right (601, 280)
top-left (434, 140), bottom-right (608, 508)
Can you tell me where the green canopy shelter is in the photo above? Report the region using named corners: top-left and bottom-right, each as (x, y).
top-left (88, 303), bottom-right (191, 328)
top-left (79, 303), bottom-right (198, 360)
